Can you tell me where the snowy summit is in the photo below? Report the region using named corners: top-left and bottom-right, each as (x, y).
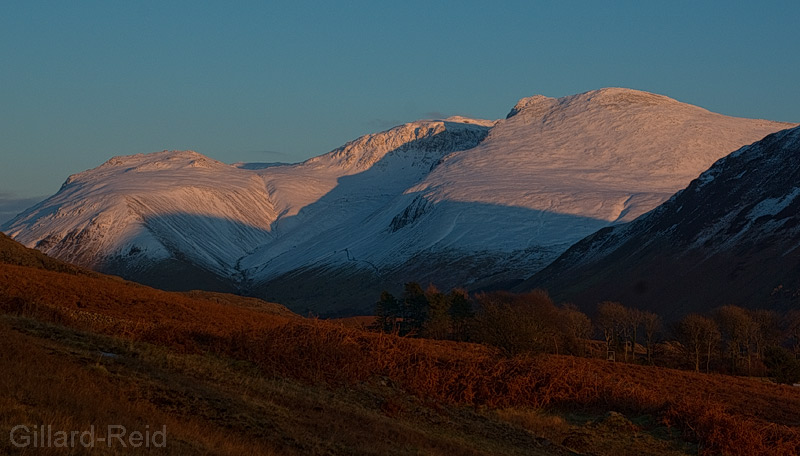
top-left (3, 88), bottom-right (794, 314)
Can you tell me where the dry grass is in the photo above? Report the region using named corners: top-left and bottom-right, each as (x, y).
top-left (0, 316), bottom-right (577, 455)
top-left (0, 263), bottom-right (294, 336)
top-left (2, 259), bottom-right (800, 454)
top-left (664, 398), bottom-right (800, 455)
top-left (493, 408), bottom-right (697, 456)
top-left (493, 409), bottom-right (571, 442)
top-left (0, 319), bottom-right (277, 456)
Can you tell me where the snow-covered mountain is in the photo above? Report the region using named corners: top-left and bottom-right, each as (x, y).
top-left (3, 88), bottom-right (794, 315)
top-left (519, 125), bottom-right (800, 319)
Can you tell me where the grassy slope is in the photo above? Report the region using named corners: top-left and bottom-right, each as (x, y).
top-left (0, 235), bottom-right (798, 455)
top-left (0, 313), bottom-right (705, 456)
top-left (0, 232), bottom-right (96, 276)
top-left (1, 316), bottom-right (588, 456)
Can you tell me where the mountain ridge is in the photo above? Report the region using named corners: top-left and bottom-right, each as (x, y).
top-left (3, 88), bottom-right (795, 315)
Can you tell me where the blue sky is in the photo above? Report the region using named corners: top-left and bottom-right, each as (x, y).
top-left (1, 0), bottom-right (799, 219)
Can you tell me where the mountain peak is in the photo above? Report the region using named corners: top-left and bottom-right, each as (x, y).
top-left (572, 87), bottom-right (679, 107)
top-left (520, 124), bottom-right (800, 316)
top-left (98, 149), bottom-right (225, 172)
top-left (507, 88), bottom-right (679, 119)
top-left (306, 118), bottom-right (492, 171)
top-left (506, 95), bottom-right (557, 118)
top-left (60, 150), bottom-right (225, 189)
top-left (100, 150), bottom-right (212, 167)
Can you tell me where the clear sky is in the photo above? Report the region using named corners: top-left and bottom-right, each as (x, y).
top-left (1, 1), bottom-right (799, 222)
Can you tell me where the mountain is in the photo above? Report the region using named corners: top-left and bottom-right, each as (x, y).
top-left (519, 126), bottom-right (800, 319)
top-left (3, 88), bottom-right (794, 315)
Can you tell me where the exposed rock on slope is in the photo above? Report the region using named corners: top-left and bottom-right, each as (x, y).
top-left (520, 126), bottom-right (800, 318)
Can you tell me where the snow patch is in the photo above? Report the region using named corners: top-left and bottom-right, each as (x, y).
top-left (748, 188), bottom-right (800, 221)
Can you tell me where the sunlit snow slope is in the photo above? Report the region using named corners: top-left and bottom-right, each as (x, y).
top-left (520, 126), bottom-right (800, 318)
top-left (3, 89), bottom-right (793, 314)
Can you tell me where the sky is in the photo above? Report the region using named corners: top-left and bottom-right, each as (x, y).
top-left (1, 1), bottom-right (799, 223)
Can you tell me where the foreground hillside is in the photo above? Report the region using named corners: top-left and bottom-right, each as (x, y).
top-left (522, 125), bottom-right (800, 318)
top-left (0, 232), bottom-right (96, 276)
top-left (4, 88), bottom-right (793, 315)
top-left (1, 237), bottom-right (799, 454)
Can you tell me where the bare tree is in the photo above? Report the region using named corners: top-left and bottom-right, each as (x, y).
top-left (715, 305), bottom-right (754, 375)
top-left (702, 318), bottom-right (721, 373)
top-left (474, 290), bottom-right (559, 356)
top-left (625, 308), bottom-right (644, 362)
top-left (676, 314), bottom-right (720, 373)
top-left (596, 301), bottom-right (627, 358)
top-left (676, 314), bottom-right (703, 372)
top-left (641, 311), bottom-right (662, 364)
top-left (559, 304), bottom-right (592, 356)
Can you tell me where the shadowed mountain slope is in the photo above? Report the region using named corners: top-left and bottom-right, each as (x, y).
top-left (520, 126), bottom-right (800, 319)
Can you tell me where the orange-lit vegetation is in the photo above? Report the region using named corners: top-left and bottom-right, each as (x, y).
top-left (373, 284), bottom-right (800, 383)
top-left (0, 318), bottom-right (279, 455)
top-left (2, 238), bottom-right (800, 454)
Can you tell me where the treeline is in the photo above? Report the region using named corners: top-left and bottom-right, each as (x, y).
top-left (371, 283), bottom-right (474, 341)
top-left (371, 284), bottom-right (593, 356)
top-left (371, 284), bottom-right (800, 384)
top-left (670, 305), bottom-right (800, 382)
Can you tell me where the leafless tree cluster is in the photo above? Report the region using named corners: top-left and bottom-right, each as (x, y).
top-left (372, 287), bottom-right (800, 383)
